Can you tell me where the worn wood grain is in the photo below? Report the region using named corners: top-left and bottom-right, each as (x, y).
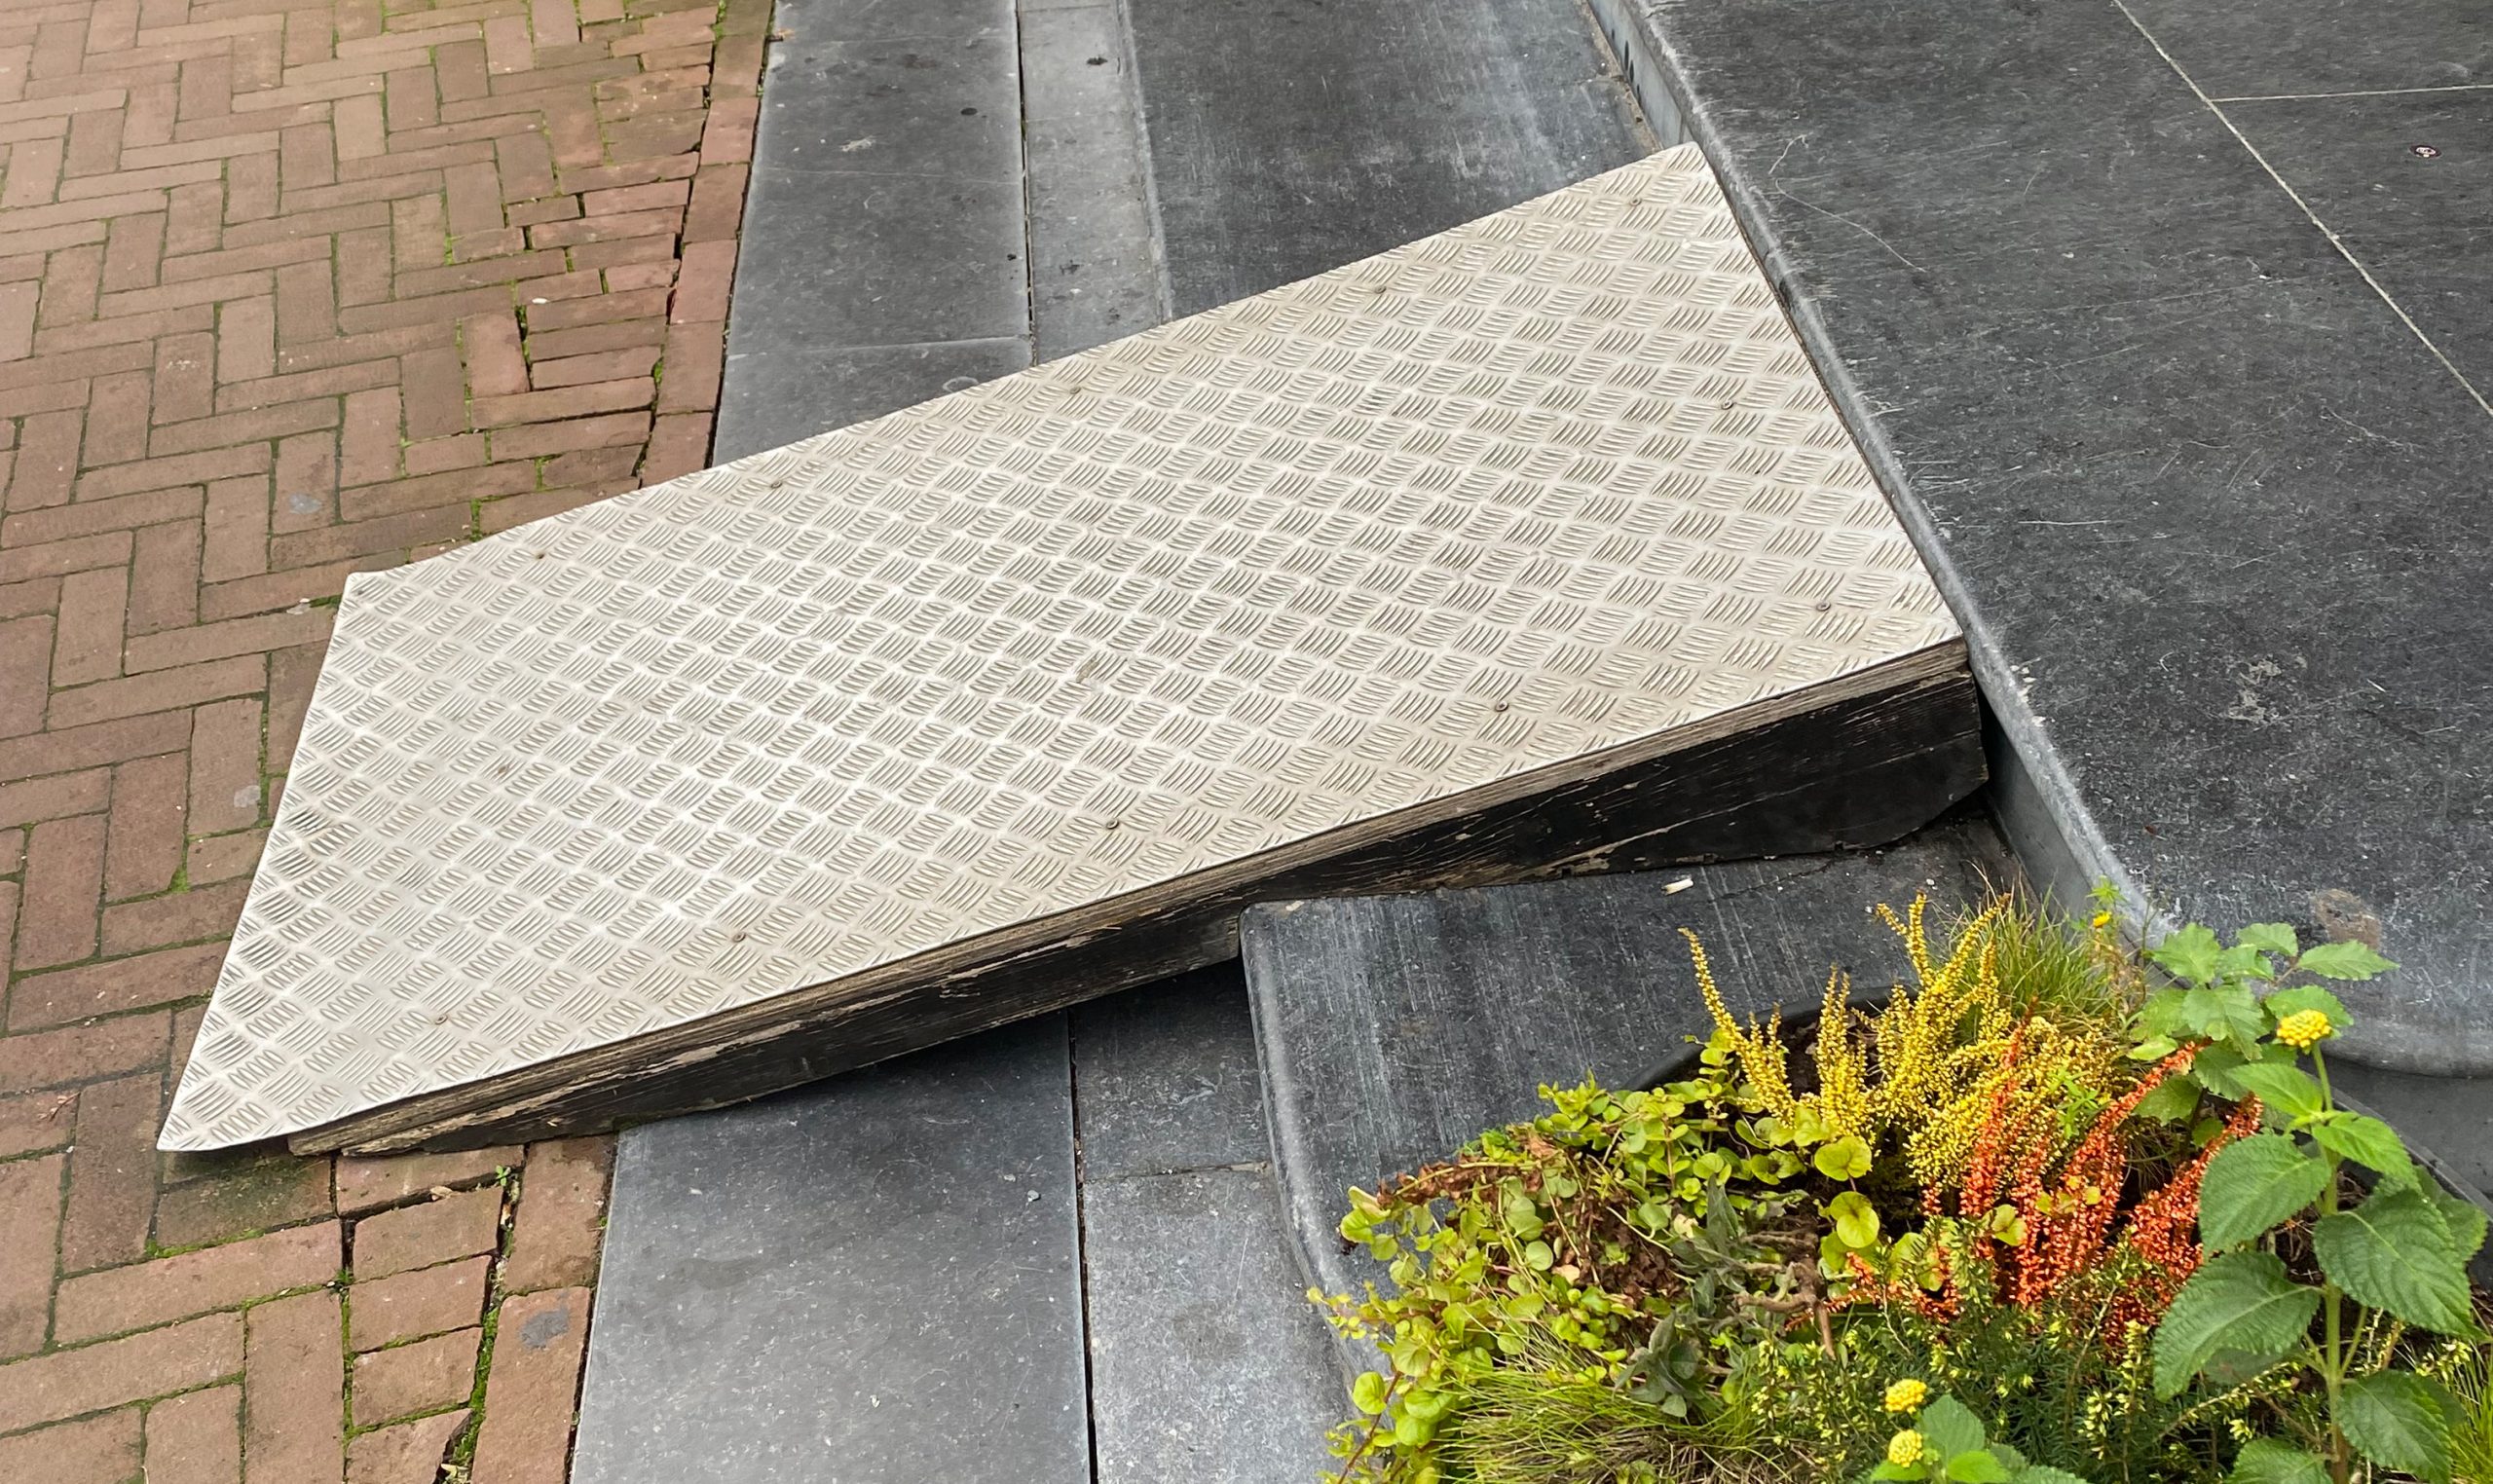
top-left (301, 651), bottom-right (1984, 1152)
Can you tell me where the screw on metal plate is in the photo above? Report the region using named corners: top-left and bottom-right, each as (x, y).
top-left (2412, 144), bottom-right (2440, 158)
top-left (1492, 701), bottom-right (1509, 713)
top-left (1814, 600), bottom-right (1832, 612)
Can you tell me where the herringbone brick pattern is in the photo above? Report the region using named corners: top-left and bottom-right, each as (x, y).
top-left (0, 0), bottom-right (767, 1468)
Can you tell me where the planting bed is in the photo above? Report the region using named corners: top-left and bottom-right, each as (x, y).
top-left (1286, 894), bottom-right (2493, 1484)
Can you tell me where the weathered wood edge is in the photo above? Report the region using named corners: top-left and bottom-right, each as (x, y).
top-left (301, 647), bottom-right (1984, 1153)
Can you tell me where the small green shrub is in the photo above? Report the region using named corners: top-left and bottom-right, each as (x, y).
top-left (2142, 923), bottom-right (2483, 1484)
top-left (1311, 894), bottom-right (2493, 1484)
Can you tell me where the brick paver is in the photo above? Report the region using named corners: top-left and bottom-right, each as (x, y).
top-left (0, 0), bottom-right (769, 1468)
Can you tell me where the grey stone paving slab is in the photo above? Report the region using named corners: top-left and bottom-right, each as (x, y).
top-left (1022, 1), bottom-right (1168, 361)
top-left (2226, 91), bottom-right (2493, 395)
top-left (1608, 0), bottom-right (2493, 1074)
top-left (572, 1020), bottom-right (1089, 1484)
top-left (1245, 815), bottom-right (2014, 1331)
top-left (713, 336), bottom-right (1031, 461)
top-left (1125, 0), bottom-right (1650, 315)
top-left (1082, 1167), bottom-right (1346, 1484)
top-left (726, 167), bottom-right (1025, 355)
top-left (813, 0), bottom-right (1018, 37)
top-left (717, 0), bottom-right (1029, 458)
top-left (1071, 966), bottom-right (1268, 1177)
top-left (2114, 0), bottom-right (2493, 100)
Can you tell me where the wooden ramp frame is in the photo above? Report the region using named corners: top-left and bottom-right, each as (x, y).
top-left (161, 144), bottom-right (1978, 1155)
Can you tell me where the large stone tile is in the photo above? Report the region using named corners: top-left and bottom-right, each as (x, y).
top-left (2117, 0), bottom-right (2493, 99)
top-left (2226, 89), bottom-right (2493, 393)
top-left (1070, 966), bottom-right (1268, 1178)
top-left (797, 0), bottom-right (1012, 40)
top-left (1126, 0), bottom-right (1649, 314)
top-left (571, 1020), bottom-right (1088, 1484)
top-left (731, 3), bottom-right (1027, 356)
top-left (726, 167), bottom-right (1028, 355)
top-left (713, 336), bottom-right (1029, 459)
top-left (1083, 1167), bottom-right (1345, 1484)
top-left (1629, 0), bottom-right (2493, 1072)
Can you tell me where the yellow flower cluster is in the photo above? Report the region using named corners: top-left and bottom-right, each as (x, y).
top-left (1887, 1429), bottom-right (1927, 1467)
top-left (1689, 898), bottom-right (2016, 1165)
top-left (1884, 1378), bottom-right (1930, 1413)
top-left (1689, 895), bottom-right (2149, 1199)
top-left (2275, 1008), bottom-right (2334, 1052)
top-left (1683, 929), bottom-right (1796, 1115)
top-left (1901, 1017), bottom-right (2108, 1191)
top-left (1872, 899), bottom-right (2023, 1109)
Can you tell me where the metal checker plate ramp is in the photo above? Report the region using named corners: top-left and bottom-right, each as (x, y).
top-left (162, 144), bottom-right (1959, 1151)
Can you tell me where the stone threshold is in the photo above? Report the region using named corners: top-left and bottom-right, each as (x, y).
top-left (1582, 0), bottom-right (2493, 1097)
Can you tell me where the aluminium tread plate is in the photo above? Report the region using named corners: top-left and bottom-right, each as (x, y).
top-left (160, 144), bottom-right (1966, 1154)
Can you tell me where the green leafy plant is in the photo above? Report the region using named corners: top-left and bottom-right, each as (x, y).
top-left (2142, 923), bottom-right (2486, 1484)
top-left (1870, 1387), bottom-right (2091, 1484)
top-left (1311, 897), bottom-right (2491, 1484)
top-left (1318, 1056), bottom-right (1820, 1479)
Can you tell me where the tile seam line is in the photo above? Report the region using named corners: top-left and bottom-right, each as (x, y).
top-left (2211, 82), bottom-right (2493, 102)
top-left (1013, 0), bottom-right (1038, 358)
top-left (1084, 1160), bottom-right (1271, 1184)
top-left (1108, 0), bottom-right (1175, 324)
top-left (2106, 0), bottom-right (2493, 420)
top-left (1064, 1015), bottom-right (1106, 1484)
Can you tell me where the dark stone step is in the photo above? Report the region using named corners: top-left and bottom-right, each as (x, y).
top-left (714, 0), bottom-right (1031, 459)
top-left (1070, 973), bottom-right (1345, 1483)
top-left (575, 982), bottom-right (1353, 1484)
top-left (1582, 0), bottom-right (2493, 1076)
top-left (1242, 812), bottom-right (2014, 1346)
top-left (1125, 0), bottom-right (1656, 315)
top-left (573, 1020), bottom-right (1092, 1484)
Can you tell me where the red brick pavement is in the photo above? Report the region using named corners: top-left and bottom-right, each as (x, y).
top-left (0, 0), bottom-right (768, 1468)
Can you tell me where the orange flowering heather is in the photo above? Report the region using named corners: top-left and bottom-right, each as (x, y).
top-left (1950, 1023), bottom-right (2035, 1219)
top-left (2003, 1043), bottom-right (2198, 1307)
top-left (2104, 1094), bottom-right (2264, 1338)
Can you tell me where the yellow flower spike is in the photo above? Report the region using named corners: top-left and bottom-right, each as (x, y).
top-left (1813, 966), bottom-right (1875, 1136)
top-left (1684, 928), bottom-right (1799, 1120)
top-left (2277, 1008), bottom-right (2334, 1053)
top-left (1884, 1379), bottom-right (1930, 1414)
top-left (1876, 900), bottom-right (1934, 988)
top-left (1887, 1429), bottom-right (1928, 1467)
top-left (1695, 894), bottom-right (2127, 1201)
